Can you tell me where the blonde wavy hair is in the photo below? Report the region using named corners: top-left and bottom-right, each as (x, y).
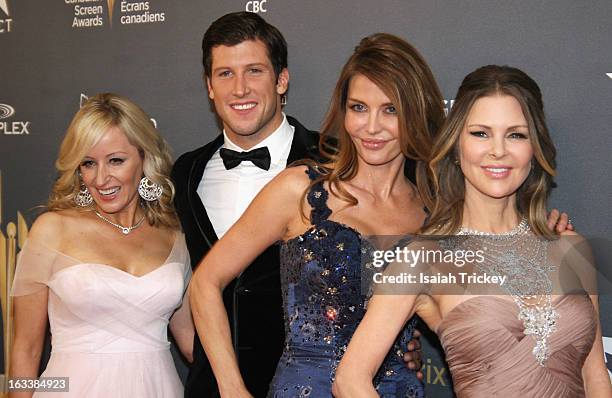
top-left (48, 93), bottom-right (179, 229)
top-left (301, 33), bottom-right (445, 212)
top-left (421, 65), bottom-right (557, 238)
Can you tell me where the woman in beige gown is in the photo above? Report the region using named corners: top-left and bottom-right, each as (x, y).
top-left (333, 65), bottom-right (611, 397)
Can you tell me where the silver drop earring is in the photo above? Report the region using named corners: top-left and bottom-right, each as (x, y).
top-left (75, 184), bottom-right (93, 207)
top-left (138, 176), bottom-right (163, 201)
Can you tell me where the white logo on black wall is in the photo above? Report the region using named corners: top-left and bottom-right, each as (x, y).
top-left (67, 0), bottom-right (104, 28)
top-left (0, 104), bottom-right (30, 135)
top-left (66, 0), bottom-right (166, 29)
top-left (245, 0), bottom-right (267, 13)
top-left (444, 99), bottom-right (455, 116)
top-left (0, 0), bottom-right (13, 33)
top-left (117, 0), bottom-right (165, 25)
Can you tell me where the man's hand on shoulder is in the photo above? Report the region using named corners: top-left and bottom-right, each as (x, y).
top-left (402, 328), bottom-right (423, 381)
top-left (547, 209), bottom-right (574, 233)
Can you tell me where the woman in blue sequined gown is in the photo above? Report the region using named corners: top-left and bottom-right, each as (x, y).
top-left (269, 165), bottom-right (423, 398)
top-left (190, 33), bottom-right (446, 398)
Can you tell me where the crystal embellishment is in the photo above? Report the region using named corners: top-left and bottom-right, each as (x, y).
top-left (456, 218), bottom-right (558, 366)
top-left (518, 302), bottom-right (558, 365)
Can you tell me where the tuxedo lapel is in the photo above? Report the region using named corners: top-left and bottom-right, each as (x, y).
top-left (286, 116), bottom-right (319, 164)
top-left (187, 135), bottom-right (223, 249)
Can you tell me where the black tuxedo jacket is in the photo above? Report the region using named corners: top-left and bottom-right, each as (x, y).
top-left (171, 116), bottom-right (320, 398)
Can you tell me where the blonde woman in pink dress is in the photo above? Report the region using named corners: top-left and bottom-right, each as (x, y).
top-left (10, 93), bottom-right (194, 398)
top-left (333, 66), bottom-right (611, 397)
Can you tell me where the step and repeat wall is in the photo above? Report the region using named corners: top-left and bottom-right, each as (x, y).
top-left (1, 1), bottom-right (611, 396)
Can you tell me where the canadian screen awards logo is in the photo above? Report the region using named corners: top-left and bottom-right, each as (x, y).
top-left (0, 0), bottom-right (12, 33)
top-left (66, 0), bottom-right (165, 29)
top-left (0, 104), bottom-right (30, 135)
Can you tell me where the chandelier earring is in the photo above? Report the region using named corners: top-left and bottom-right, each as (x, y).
top-left (138, 176), bottom-right (163, 202)
top-left (75, 183), bottom-right (93, 207)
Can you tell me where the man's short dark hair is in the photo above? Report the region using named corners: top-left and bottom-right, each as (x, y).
top-left (202, 12), bottom-right (288, 78)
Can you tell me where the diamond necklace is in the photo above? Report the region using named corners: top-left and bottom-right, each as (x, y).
top-left (94, 210), bottom-right (145, 235)
top-left (454, 218), bottom-right (558, 365)
top-left (457, 217), bottom-right (529, 236)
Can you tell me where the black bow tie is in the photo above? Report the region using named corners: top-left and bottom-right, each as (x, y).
top-left (219, 147), bottom-right (271, 171)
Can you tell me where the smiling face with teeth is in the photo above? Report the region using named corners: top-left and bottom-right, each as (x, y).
top-left (79, 126), bottom-right (144, 217)
top-left (206, 39), bottom-right (289, 149)
top-left (459, 94), bottom-right (534, 203)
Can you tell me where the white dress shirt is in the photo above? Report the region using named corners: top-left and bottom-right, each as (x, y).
top-left (197, 114), bottom-right (295, 238)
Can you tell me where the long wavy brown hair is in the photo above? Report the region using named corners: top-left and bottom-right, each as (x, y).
top-left (48, 93), bottom-right (179, 229)
top-left (421, 65), bottom-right (557, 238)
top-left (301, 33), bottom-right (445, 213)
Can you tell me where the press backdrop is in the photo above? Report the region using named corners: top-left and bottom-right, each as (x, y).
top-left (1, 1), bottom-right (611, 396)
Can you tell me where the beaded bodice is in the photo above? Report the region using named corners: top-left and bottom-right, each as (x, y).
top-left (280, 216), bottom-right (365, 359)
top-left (275, 167), bottom-right (420, 396)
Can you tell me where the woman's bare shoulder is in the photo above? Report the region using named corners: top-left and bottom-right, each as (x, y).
top-left (29, 209), bottom-right (85, 249)
top-left (266, 165), bottom-right (313, 198)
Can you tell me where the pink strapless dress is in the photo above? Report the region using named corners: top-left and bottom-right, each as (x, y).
top-left (12, 235), bottom-right (191, 398)
top-left (437, 294), bottom-right (596, 397)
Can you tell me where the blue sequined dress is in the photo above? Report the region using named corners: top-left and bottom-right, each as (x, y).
top-left (267, 166), bottom-right (423, 398)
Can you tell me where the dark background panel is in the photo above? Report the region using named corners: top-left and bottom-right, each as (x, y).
top-left (1, 0), bottom-right (610, 394)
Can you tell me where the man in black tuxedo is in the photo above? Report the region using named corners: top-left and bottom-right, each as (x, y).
top-left (172, 12), bottom-right (421, 398)
top-left (172, 12), bottom-right (319, 397)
